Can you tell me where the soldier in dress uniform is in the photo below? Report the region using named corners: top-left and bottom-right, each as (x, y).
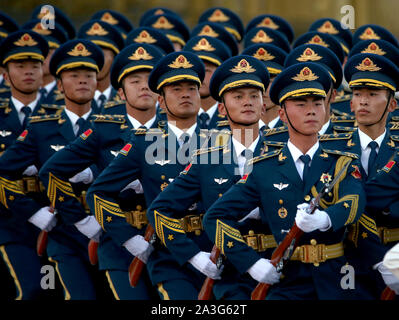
top-left (183, 36), bottom-right (231, 129)
top-left (243, 26), bottom-right (291, 53)
top-left (39, 43), bottom-right (164, 300)
top-left (0, 12), bottom-right (19, 98)
top-left (141, 13), bottom-right (190, 52)
top-left (22, 20), bottom-right (68, 105)
top-left (0, 39), bottom-right (107, 300)
top-left (0, 29), bottom-right (62, 300)
top-left (203, 62), bottom-right (367, 300)
top-left (342, 52), bottom-right (399, 298)
top-left (241, 44), bottom-right (287, 132)
top-left (147, 54), bottom-right (276, 299)
top-left (78, 20), bottom-right (125, 113)
top-left (86, 51), bottom-right (210, 300)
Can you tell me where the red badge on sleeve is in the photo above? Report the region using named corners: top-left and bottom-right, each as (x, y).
top-left (382, 160), bottom-right (395, 173)
top-left (17, 129), bottom-right (28, 141)
top-left (80, 129), bottom-right (93, 140)
top-left (181, 163), bottom-right (192, 174)
top-left (351, 165), bottom-right (362, 180)
top-left (119, 143), bottom-right (132, 156)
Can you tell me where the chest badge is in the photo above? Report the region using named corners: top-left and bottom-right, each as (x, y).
top-left (320, 173), bottom-right (332, 184)
top-left (155, 159), bottom-right (171, 166)
top-left (50, 145), bottom-right (65, 152)
top-left (214, 178), bottom-right (228, 184)
top-left (273, 182), bottom-right (289, 191)
top-left (0, 130), bottom-right (12, 137)
top-left (110, 150), bottom-right (119, 157)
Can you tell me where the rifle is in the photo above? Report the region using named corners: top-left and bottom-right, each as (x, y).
top-left (251, 160), bottom-right (351, 300)
top-left (36, 206), bottom-right (55, 256)
top-left (197, 245), bottom-right (223, 300)
top-left (381, 286), bottom-right (396, 300)
top-left (128, 224), bottom-right (155, 287)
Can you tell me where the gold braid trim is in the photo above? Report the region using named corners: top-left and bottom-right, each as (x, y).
top-left (93, 194), bottom-right (124, 230)
top-left (154, 210), bottom-right (185, 246)
top-left (215, 219), bottom-right (246, 255)
top-left (47, 173), bottom-right (75, 208)
top-left (0, 177), bottom-right (24, 209)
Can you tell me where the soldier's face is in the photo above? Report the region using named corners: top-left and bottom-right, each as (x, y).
top-left (97, 48), bottom-right (115, 81)
top-left (5, 60), bottom-right (43, 94)
top-left (280, 96), bottom-right (325, 135)
top-left (350, 88), bottom-right (396, 125)
top-left (119, 71), bottom-right (158, 111)
top-left (199, 61), bottom-right (217, 99)
top-left (221, 87), bottom-right (263, 125)
top-left (58, 68), bottom-right (97, 104)
top-left (159, 81), bottom-right (201, 119)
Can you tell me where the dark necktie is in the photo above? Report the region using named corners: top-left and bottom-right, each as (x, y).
top-left (367, 141), bottom-right (378, 178)
top-left (241, 149), bottom-right (253, 175)
top-left (98, 94), bottom-right (107, 109)
top-left (76, 117), bottom-right (87, 136)
top-left (179, 133), bottom-right (191, 158)
top-left (299, 154), bottom-right (311, 186)
top-left (260, 124), bottom-right (269, 132)
top-left (21, 106), bottom-right (32, 129)
top-left (199, 112), bottom-right (210, 129)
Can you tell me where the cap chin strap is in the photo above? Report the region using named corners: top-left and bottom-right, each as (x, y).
top-left (161, 90), bottom-right (185, 120)
top-left (61, 79), bottom-right (92, 105)
top-left (364, 90), bottom-right (393, 127)
top-left (221, 96), bottom-right (258, 127)
top-left (7, 73), bottom-right (37, 95)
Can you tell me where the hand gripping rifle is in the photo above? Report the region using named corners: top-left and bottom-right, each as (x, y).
top-left (197, 245), bottom-right (223, 300)
top-left (251, 160), bottom-right (351, 300)
top-left (36, 206), bottom-right (55, 256)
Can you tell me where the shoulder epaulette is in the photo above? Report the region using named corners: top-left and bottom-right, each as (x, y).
top-left (0, 88), bottom-right (10, 93)
top-left (264, 126), bottom-right (288, 136)
top-left (321, 149), bottom-right (359, 159)
top-left (331, 115), bottom-right (356, 123)
top-left (103, 101), bottom-right (125, 109)
top-left (92, 114), bottom-right (125, 123)
top-left (319, 132), bottom-right (353, 141)
top-left (248, 148), bottom-right (282, 165)
top-left (41, 104), bottom-right (63, 110)
top-left (0, 103), bottom-right (9, 108)
top-left (390, 116), bottom-right (399, 122)
top-left (389, 122), bottom-right (399, 130)
top-left (216, 120), bottom-right (230, 127)
top-left (332, 94), bottom-right (352, 103)
top-left (389, 135), bottom-right (399, 142)
top-left (333, 125), bottom-right (357, 133)
top-left (193, 145), bottom-right (225, 156)
top-left (55, 94), bottom-right (64, 101)
top-left (263, 140), bottom-right (285, 147)
top-left (135, 128), bottom-right (163, 135)
top-left (158, 108), bottom-right (166, 114)
top-left (29, 114), bottom-right (61, 123)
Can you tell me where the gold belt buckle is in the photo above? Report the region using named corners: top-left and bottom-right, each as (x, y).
top-left (299, 239), bottom-right (326, 266)
top-left (180, 214), bottom-right (203, 236)
top-left (244, 231), bottom-right (260, 251)
top-left (125, 206), bottom-right (148, 229)
top-left (23, 176), bottom-right (39, 193)
top-left (378, 227), bottom-right (388, 245)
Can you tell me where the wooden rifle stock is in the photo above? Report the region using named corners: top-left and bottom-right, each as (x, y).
top-left (88, 239), bottom-right (99, 265)
top-left (128, 224), bottom-right (155, 287)
top-left (36, 206), bottom-right (55, 256)
top-left (381, 286), bottom-right (396, 300)
top-left (198, 245), bottom-right (221, 300)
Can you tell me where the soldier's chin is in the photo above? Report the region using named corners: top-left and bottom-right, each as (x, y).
top-left (73, 97), bottom-right (93, 105)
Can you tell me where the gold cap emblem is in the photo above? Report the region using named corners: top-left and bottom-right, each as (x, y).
top-left (14, 33), bottom-right (38, 47)
top-left (86, 22), bottom-right (109, 36)
top-left (317, 20), bottom-right (339, 34)
top-left (292, 67), bottom-right (319, 81)
top-left (297, 48), bottom-right (323, 62)
top-left (355, 57), bottom-right (381, 71)
top-left (230, 59), bottom-right (256, 73)
top-left (128, 47), bottom-right (153, 60)
top-left (257, 17), bottom-right (279, 30)
top-left (192, 38), bottom-right (215, 51)
top-left (154, 9), bottom-right (165, 15)
top-left (307, 35), bottom-right (329, 48)
top-left (253, 47), bottom-right (275, 61)
top-left (152, 16), bottom-right (174, 30)
top-left (32, 23), bottom-right (51, 36)
top-left (208, 9), bottom-right (230, 22)
top-left (251, 30), bottom-right (273, 43)
top-left (198, 25), bottom-right (219, 37)
top-left (101, 12), bottom-right (118, 25)
top-left (134, 31), bottom-right (157, 44)
top-left (68, 43), bottom-right (92, 57)
top-left (361, 42), bottom-right (386, 55)
top-left (359, 27), bottom-right (381, 40)
top-left (168, 55), bottom-right (193, 69)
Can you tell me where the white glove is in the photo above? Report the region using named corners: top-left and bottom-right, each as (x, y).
top-left (295, 203), bottom-right (331, 233)
top-left (377, 262), bottom-right (399, 294)
top-left (247, 258), bottom-right (281, 284)
top-left (28, 206), bottom-right (57, 231)
top-left (74, 216), bottom-right (102, 240)
top-left (123, 235), bottom-right (154, 263)
top-left (22, 165), bottom-right (38, 176)
top-left (68, 167), bottom-right (93, 184)
top-left (121, 179), bottom-right (144, 194)
top-left (188, 251), bottom-right (223, 280)
top-left (383, 243), bottom-right (399, 280)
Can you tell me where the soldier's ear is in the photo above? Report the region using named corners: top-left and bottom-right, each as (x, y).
top-left (278, 103), bottom-right (287, 124)
top-left (56, 78), bottom-right (64, 93)
top-left (218, 99), bottom-right (227, 116)
top-left (388, 91), bottom-right (397, 112)
top-left (118, 87), bottom-right (126, 101)
top-left (331, 89), bottom-right (338, 103)
top-left (158, 93), bottom-right (166, 110)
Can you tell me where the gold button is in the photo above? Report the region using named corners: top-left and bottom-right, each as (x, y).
top-left (304, 195), bottom-right (311, 201)
top-left (248, 230), bottom-right (255, 236)
top-left (219, 193), bottom-right (223, 197)
top-left (310, 239), bottom-right (317, 246)
top-left (279, 199), bottom-right (283, 205)
top-left (161, 175), bottom-right (165, 180)
top-left (0, 144), bottom-right (4, 149)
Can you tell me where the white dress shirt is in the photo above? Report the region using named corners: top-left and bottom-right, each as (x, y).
top-left (358, 128), bottom-right (386, 174)
top-left (287, 140), bottom-right (320, 180)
